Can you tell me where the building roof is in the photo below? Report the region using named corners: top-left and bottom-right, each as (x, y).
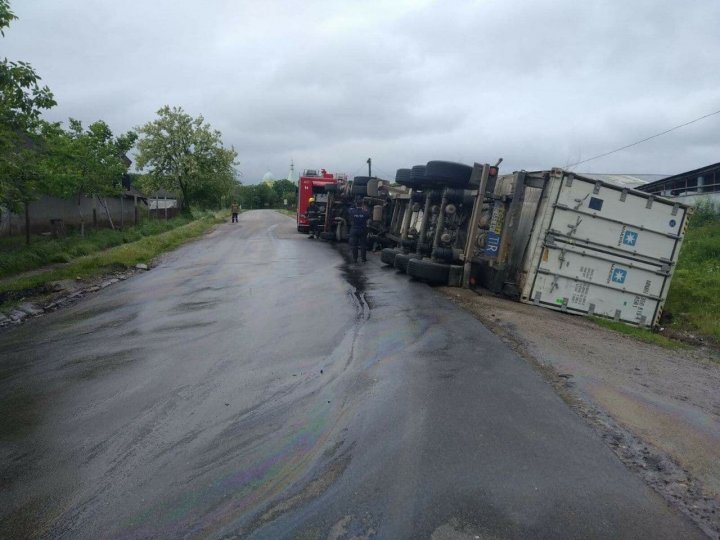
top-left (578, 173), bottom-right (669, 189)
top-left (149, 188), bottom-right (178, 199)
top-left (636, 161), bottom-right (720, 193)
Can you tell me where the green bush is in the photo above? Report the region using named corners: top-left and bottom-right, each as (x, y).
top-left (664, 213), bottom-right (720, 340)
top-left (689, 199), bottom-right (720, 227)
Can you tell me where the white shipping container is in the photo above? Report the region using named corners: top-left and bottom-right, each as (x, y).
top-left (519, 169), bottom-right (691, 326)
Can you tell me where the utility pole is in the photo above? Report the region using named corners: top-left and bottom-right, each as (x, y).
top-left (367, 157), bottom-right (372, 178)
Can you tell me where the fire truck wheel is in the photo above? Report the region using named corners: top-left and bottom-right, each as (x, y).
top-left (380, 248), bottom-right (399, 266)
top-left (297, 225), bottom-right (309, 233)
top-left (324, 184), bottom-right (338, 193)
top-left (394, 252), bottom-right (419, 273)
top-left (351, 183), bottom-right (367, 196)
top-left (407, 258), bottom-right (450, 284)
top-left (424, 160), bottom-right (473, 188)
top-left (319, 231), bottom-right (336, 241)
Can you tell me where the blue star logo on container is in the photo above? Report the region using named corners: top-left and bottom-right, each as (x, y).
top-left (611, 268), bottom-right (627, 284)
top-left (622, 230), bottom-right (638, 246)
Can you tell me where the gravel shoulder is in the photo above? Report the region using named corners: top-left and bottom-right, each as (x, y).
top-left (440, 287), bottom-right (720, 538)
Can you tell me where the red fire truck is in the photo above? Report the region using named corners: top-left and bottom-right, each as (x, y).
top-left (296, 169), bottom-right (347, 233)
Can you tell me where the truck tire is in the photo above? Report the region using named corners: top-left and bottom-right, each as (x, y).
top-left (298, 225), bottom-right (309, 233)
top-left (352, 176), bottom-right (371, 186)
top-left (395, 168), bottom-right (412, 186)
top-left (416, 242), bottom-right (432, 256)
top-left (407, 258), bottom-right (451, 284)
top-left (403, 165), bottom-right (427, 188)
top-left (351, 183), bottom-right (367, 196)
top-left (324, 183), bottom-right (338, 193)
top-left (320, 231), bottom-right (336, 241)
top-left (400, 238), bottom-right (416, 250)
top-left (394, 252), bottom-right (419, 273)
top-left (424, 161), bottom-right (473, 188)
top-left (381, 248), bottom-right (399, 266)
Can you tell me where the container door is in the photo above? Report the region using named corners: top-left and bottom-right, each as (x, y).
top-left (549, 175), bottom-right (687, 263)
top-left (527, 172), bottom-right (689, 325)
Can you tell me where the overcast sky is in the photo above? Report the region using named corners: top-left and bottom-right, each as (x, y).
top-left (4, 0), bottom-right (719, 183)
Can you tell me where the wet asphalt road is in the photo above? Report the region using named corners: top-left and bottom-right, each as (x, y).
top-left (0, 210), bottom-right (704, 539)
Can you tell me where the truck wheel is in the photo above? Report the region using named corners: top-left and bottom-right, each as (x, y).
top-left (424, 161), bottom-right (473, 188)
top-left (351, 183), bottom-right (367, 196)
top-left (324, 184), bottom-right (338, 193)
top-left (352, 176), bottom-right (371, 186)
top-left (404, 165), bottom-right (427, 188)
top-left (407, 258), bottom-right (451, 284)
top-left (395, 168), bottom-right (412, 185)
top-left (319, 231), bottom-right (336, 241)
top-left (298, 225), bottom-right (309, 233)
top-left (400, 238), bottom-right (416, 250)
top-left (381, 248), bottom-right (399, 266)
top-left (394, 252), bottom-right (419, 273)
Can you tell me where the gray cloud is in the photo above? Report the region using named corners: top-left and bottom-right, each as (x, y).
top-left (4, 0), bottom-right (719, 183)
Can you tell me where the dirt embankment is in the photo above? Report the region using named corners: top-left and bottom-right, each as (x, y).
top-left (440, 287), bottom-right (720, 539)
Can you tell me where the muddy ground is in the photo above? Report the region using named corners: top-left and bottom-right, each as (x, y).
top-left (440, 287), bottom-right (720, 538)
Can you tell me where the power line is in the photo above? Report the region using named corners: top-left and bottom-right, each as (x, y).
top-left (567, 107), bottom-right (720, 169)
top-left (349, 163), bottom-right (366, 176)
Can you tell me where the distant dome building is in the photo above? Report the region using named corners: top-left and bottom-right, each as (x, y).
top-left (262, 171), bottom-right (275, 186)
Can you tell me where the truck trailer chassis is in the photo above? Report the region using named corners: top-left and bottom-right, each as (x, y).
top-left (297, 161), bottom-right (690, 328)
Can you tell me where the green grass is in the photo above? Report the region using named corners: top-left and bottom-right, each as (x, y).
top-left (0, 210), bottom-right (221, 279)
top-left (663, 207), bottom-right (720, 341)
top-left (588, 316), bottom-right (685, 349)
top-left (0, 210), bottom-right (226, 308)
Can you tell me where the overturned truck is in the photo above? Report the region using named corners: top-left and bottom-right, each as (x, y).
top-left (376, 164), bottom-right (691, 328)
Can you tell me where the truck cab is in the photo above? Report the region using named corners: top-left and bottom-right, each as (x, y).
top-left (296, 169), bottom-right (342, 233)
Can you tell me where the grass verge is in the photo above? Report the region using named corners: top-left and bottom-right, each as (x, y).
top-left (588, 316), bottom-right (686, 349)
top-left (0, 211), bottom-right (226, 309)
top-left (663, 216), bottom-right (720, 341)
top-left (0, 210), bottom-right (221, 279)
top-left (274, 208), bottom-right (296, 217)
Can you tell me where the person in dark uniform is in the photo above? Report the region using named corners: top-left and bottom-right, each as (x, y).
top-left (306, 197), bottom-right (321, 239)
top-left (348, 200), bottom-right (371, 263)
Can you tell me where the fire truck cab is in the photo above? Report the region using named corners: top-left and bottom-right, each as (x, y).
top-left (296, 169), bottom-right (347, 233)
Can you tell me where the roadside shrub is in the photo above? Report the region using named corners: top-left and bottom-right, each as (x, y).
top-left (665, 214), bottom-right (720, 340)
top-left (688, 199), bottom-right (720, 227)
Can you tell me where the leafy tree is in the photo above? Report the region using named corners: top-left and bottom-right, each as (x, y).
top-left (135, 106), bottom-right (237, 210)
top-left (236, 179), bottom-right (298, 209)
top-left (44, 119), bottom-right (136, 234)
top-left (0, 0), bottom-right (57, 242)
top-left (0, 0), bottom-right (15, 36)
top-left (0, 1), bottom-right (55, 129)
top-left (0, 128), bottom-right (49, 242)
top-left (272, 178), bottom-right (297, 207)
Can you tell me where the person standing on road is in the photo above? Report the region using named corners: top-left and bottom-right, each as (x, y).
top-left (306, 197), bottom-right (321, 239)
top-left (231, 201), bottom-right (239, 223)
top-left (348, 200), bottom-right (371, 263)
